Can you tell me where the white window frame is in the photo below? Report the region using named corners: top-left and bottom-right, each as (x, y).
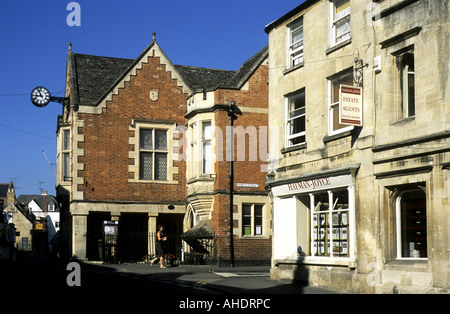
top-left (242, 203), bottom-right (264, 237)
top-left (309, 187), bottom-right (355, 259)
top-left (285, 90), bottom-right (306, 147)
top-left (202, 121), bottom-right (212, 175)
top-left (330, 0), bottom-right (351, 46)
top-left (287, 18), bottom-right (304, 68)
top-left (328, 71), bottom-right (354, 136)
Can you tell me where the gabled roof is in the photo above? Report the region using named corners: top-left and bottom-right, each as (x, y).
top-left (225, 45), bottom-right (268, 90)
top-left (176, 45), bottom-right (268, 94)
top-left (67, 39), bottom-right (192, 111)
top-left (67, 38), bottom-right (268, 108)
top-left (174, 65), bottom-right (235, 92)
top-left (0, 183), bottom-right (10, 199)
top-left (72, 54), bottom-right (134, 105)
top-left (17, 194), bottom-right (60, 212)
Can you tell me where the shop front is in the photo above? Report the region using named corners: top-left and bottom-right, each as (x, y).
top-left (268, 165), bottom-right (359, 285)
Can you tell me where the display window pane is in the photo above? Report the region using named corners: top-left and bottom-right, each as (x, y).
top-left (311, 189), bottom-right (350, 257)
top-left (399, 189), bottom-right (427, 258)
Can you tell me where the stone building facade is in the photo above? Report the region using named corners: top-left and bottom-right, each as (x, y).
top-left (265, 0), bottom-right (449, 293)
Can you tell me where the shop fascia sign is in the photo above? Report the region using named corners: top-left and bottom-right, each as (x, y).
top-left (272, 173), bottom-right (354, 197)
top-left (339, 85), bottom-right (362, 127)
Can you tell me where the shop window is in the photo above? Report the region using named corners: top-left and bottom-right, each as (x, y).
top-left (286, 89), bottom-right (306, 147)
top-left (311, 189), bottom-right (351, 257)
top-left (242, 204), bottom-right (264, 236)
top-left (287, 18), bottom-right (304, 68)
top-left (328, 69), bottom-right (354, 135)
top-left (396, 188), bottom-right (427, 259)
top-left (331, 0), bottom-right (351, 46)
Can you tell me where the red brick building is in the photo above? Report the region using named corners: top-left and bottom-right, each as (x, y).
top-left (184, 46), bottom-right (271, 265)
top-left (57, 36), bottom-right (270, 264)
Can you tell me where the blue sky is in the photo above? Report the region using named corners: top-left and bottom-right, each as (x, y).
top-left (0, 0), bottom-right (304, 196)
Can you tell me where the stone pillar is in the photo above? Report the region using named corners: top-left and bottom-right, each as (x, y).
top-left (72, 214), bottom-right (87, 260)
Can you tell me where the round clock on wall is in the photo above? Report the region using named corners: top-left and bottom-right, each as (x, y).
top-left (31, 86), bottom-right (51, 107)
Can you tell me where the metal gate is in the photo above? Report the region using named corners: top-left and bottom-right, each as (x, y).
top-left (99, 232), bottom-right (216, 265)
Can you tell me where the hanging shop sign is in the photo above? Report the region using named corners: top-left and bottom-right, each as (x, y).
top-left (339, 85), bottom-right (363, 126)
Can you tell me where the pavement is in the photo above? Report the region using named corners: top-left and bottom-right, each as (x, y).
top-left (81, 261), bottom-right (339, 295)
top-left (1, 257), bottom-right (339, 312)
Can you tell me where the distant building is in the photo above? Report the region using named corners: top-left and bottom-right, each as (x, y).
top-left (17, 192), bottom-right (60, 254)
top-left (1, 182), bottom-right (32, 254)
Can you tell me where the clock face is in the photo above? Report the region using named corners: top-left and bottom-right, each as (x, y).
top-left (31, 86), bottom-right (51, 107)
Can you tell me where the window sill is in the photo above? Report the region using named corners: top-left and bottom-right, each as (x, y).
top-left (323, 130), bottom-right (353, 143)
top-left (240, 235), bottom-right (270, 240)
top-left (325, 38), bottom-right (352, 55)
top-left (274, 256), bottom-right (356, 269)
top-left (187, 176), bottom-right (215, 184)
top-left (283, 62), bottom-right (304, 75)
top-left (385, 259), bottom-right (428, 271)
top-left (391, 116), bottom-right (415, 126)
top-left (281, 143), bottom-right (307, 154)
top-left (129, 179), bottom-right (179, 185)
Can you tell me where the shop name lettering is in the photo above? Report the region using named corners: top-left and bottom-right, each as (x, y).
top-left (288, 178), bottom-right (332, 191)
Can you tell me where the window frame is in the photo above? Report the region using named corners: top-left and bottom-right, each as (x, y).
top-left (62, 128), bottom-right (71, 182)
top-left (287, 18), bottom-right (304, 69)
top-left (139, 128), bottom-right (169, 182)
top-left (285, 89), bottom-right (306, 148)
top-left (399, 52), bottom-right (415, 119)
top-left (395, 188), bottom-right (427, 260)
top-left (242, 203), bottom-right (265, 237)
top-left (310, 188), bottom-right (353, 258)
top-left (330, 0), bottom-right (351, 46)
top-left (328, 70), bottom-right (355, 136)
top-left (202, 121), bottom-right (212, 175)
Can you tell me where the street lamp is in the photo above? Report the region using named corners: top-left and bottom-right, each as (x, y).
top-left (227, 101), bottom-right (241, 267)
